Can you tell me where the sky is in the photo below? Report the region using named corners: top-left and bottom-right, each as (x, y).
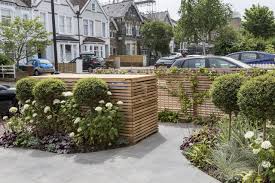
top-left (156, 0), bottom-right (275, 20)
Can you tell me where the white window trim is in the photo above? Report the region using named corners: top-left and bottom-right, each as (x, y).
top-left (0, 8), bottom-right (13, 24)
top-left (39, 11), bottom-right (48, 31)
top-left (58, 15), bottom-right (73, 35)
top-left (89, 20), bottom-right (94, 36)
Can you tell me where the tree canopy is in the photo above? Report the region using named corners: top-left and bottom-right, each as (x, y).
top-left (178, 0), bottom-right (232, 43)
top-left (0, 17), bottom-right (51, 65)
top-left (141, 21), bottom-right (174, 55)
top-left (243, 4), bottom-right (275, 39)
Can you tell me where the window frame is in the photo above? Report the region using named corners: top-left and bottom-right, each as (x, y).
top-left (206, 57), bottom-right (240, 69)
top-left (240, 52), bottom-right (259, 61)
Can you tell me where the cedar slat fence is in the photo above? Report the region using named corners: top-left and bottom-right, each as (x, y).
top-left (58, 63), bottom-right (76, 73)
top-left (34, 74), bottom-right (158, 144)
top-left (109, 55), bottom-right (145, 67)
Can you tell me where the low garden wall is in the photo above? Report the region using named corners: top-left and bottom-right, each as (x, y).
top-left (35, 74), bottom-right (158, 144)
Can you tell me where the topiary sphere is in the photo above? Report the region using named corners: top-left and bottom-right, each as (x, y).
top-left (73, 78), bottom-right (109, 108)
top-left (33, 78), bottom-right (66, 106)
top-left (210, 73), bottom-right (245, 115)
top-left (16, 77), bottom-right (38, 102)
top-left (238, 74), bottom-right (275, 122)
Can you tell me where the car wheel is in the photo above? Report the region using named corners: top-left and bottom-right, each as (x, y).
top-left (34, 70), bottom-right (39, 76)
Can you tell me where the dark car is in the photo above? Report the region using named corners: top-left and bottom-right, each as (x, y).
top-left (155, 56), bottom-right (181, 68)
top-left (0, 85), bottom-right (17, 116)
top-left (227, 51), bottom-right (275, 64)
top-left (171, 56), bottom-right (251, 69)
top-left (70, 52), bottom-right (105, 72)
top-left (25, 59), bottom-right (55, 76)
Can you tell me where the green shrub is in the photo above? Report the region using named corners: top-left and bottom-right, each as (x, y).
top-left (0, 53), bottom-right (12, 65)
top-left (238, 74), bottom-right (275, 139)
top-left (158, 109), bottom-right (179, 123)
top-left (73, 78), bottom-right (109, 108)
top-left (16, 77), bottom-right (38, 102)
top-left (210, 73), bottom-right (245, 139)
top-left (33, 78), bottom-right (66, 105)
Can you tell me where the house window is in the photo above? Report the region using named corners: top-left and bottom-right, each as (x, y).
top-left (92, 3), bottom-right (96, 11)
top-left (1, 9), bottom-right (12, 25)
top-left (132, 44), bottom-right (136, 55)
top-left (59, 15), bottom-right (65, 33)
top-left (23, 14), bottom-right (29, 20)
top-left (100, 46), bottom-right (103, 57)
top-left (94, 46), bottom-right (99, 56)
top-left (83, 19), bottom-right (89, 35)
top-left (126, 23), bottom-right (132, 35)
top-left (136, 25), bottom-right (140, 36)
top-left (126, 43), bottom-right (131, 55)
top-left (54, 0), bottom-right (60, 3)
top-left (66, 17), bottom-right (72, 34)
top-left (89, 20), bottom-right (94, 36)
top-left (40, 12), bottom-right (47, 29)
top-left (102, 22), bottom-right (106, 37)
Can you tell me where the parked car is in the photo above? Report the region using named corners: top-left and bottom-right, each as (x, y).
top-left (0, 85), bottom-right (17, 116)
top-left (171, 56), bottom-right (251, 69)
top-left (70, 52), bottom-right (105, 71)
top-left (155, 55), bottom-right (181, 68)
top-left (226, 51), bottom-right (275, 64)
top-left (26, 59), bottom-right (55, 76)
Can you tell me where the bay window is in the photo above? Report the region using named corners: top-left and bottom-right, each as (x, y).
top-left (59, 15), bottom-right (65, 33)
top-left (83, 19), bottom-right (89, 35)
top-left (66, 17), bottom-right (72, 34)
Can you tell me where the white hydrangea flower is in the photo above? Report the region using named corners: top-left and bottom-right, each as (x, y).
top-left (261, 141), bottom-right (272, 150)
top-left (2, 116), bottom-right (8, 121)
top-left (44, 106), bottom-right (51, 114)
top-left (252, 149), bottom-right (260, 154)
top-left (244, 131), bottom-right (254, 139)
top-left (25, 116), bottom-right (31, 121)
top-left (73, 104), bottom-right (77, 108)
top-left (53, 99), bottom-right (61, 105)
top-left (255, 137), bottom-right (263, 144)
top-left (32, 113), bottom-right (38, 118)
top-left (47, 115), bottom-right (52, 120)
top-left (95, 107), bottom-right (103, 112)
top-left (32, 100), bottom-right (36, 105)
top-left (117, 101), bottom-right (123, 105)
top-left (74, 117), bottom-right (81, 124)
top-left (273, 168), bottom-right (275, 173)
top-left (107, 91), bottom-right (112, 96)
top-left (99, 100), bottom-right (105, 104)
top-left (106, 102), bottom-right (113, 109)
top-left (261, 161), bottom-right (271, 168)
top-left (69, 132), bottom-right (75, 138)
top-left (9, 107), bottom-right (18, 113)
top-left (23, 104), bottom-right (30, 110)
top-left (30, 120), bottom-right (34, 123)
top-left (61, 100), bottom-right (66, 104)
top-left (77, 127), bottom-right (82, 132)
top-left (62, 91), bottom-right (73, 97)
top-left (25, 99), bottom-right (31, 103)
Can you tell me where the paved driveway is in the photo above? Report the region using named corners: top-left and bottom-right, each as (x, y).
top-left (0, 123), bottom-right (219, 183)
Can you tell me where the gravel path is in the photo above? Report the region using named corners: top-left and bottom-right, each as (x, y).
top-left (0, 123), bottom-right (219, 183)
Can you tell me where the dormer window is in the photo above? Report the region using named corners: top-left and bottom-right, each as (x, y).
top-left (92, 3), bottom-right (96, 11)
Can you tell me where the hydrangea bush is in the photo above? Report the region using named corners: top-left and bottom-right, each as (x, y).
top-left (0, 78), bottom-right (124, 153)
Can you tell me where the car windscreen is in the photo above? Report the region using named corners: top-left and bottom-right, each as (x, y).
top-left (39, 60), bottom-right (51, 64)
top-left (156, 59), bottom-right (174, 64)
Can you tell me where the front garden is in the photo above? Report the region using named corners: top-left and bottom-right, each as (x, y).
top-left (180, 71), bottom-right (275, 182)
top-left (0, 77), bottom-right (126, 153)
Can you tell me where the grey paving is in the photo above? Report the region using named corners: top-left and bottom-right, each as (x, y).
top-left (0, 123), bottom-right (219, 183)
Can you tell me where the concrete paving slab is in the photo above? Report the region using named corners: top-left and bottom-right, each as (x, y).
top-left (0, 123), bottom-right (219, 183)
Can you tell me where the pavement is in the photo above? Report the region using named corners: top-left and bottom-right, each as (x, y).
top-left (0, 123), bottom-right (219, 183)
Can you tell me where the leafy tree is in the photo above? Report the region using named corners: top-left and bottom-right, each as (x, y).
top-left (141, 21), bottom-right (173, 55)
top-left (178, 0), bottom-right (232, 43)
top-left (243, 4), bottom-right (275, 39)
top-left (0, 53), bottom-right (12, 65)
top-left (0, 17), bottom-right (51, 66)
top-left (265, 44), bottom-right (275, 54)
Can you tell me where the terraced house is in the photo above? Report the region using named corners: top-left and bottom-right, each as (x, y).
top-left (0, 0), bottom-right (110, 63)
top-left (103, 0), bottom-right (144, 56)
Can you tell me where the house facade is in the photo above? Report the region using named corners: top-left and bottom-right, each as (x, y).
top-left (103, 1), bottom-right (143, 56)
top-left (0, 0), bottom-right (110, 64)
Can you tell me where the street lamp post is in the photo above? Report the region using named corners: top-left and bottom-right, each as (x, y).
top-left (50, 0), bottom-right (58, 72)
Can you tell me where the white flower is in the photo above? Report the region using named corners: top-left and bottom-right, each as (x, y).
top-left (261, 161), bottom-right (271, 169)
top-left (261, 141), bottom-right (272, 150)
top-left (23, 104), bottom-right (30, 110)
top-left (44, 106), bottom-right (51, 114)
top-left (253, 149), bottom-right (260, 154)
top-left (107, 91), bottom-right (112, 96)
top-left (73, 104), bottom-right (77, 108)
top-left (30, 120), bottom-right (34, 123)
top-left (7, 121), bottom-right (12, 126)
top-left (62, 91), bottom-right (73, 97)
top-left (255, 137), bottom-right (263, 144)
top-left (69, 132), bottom-right (75, 138)
top-left (273, 168), bottom-right (275, 173)
top-left (61, 100), bottom-right (66, 104)
top-left (117, 101), bottom-right (123, 105)
top-left (99, 100), bottom-right (105, 104)
top-left (95, 107), bottom-right (103, 112)
top-left (2, 116), bottom-right (8, 121)
top-left (9, 107), bottom-right (18, 113)
top-left (77, 127), bottom-right (82, 132)
top-left (32, 100), bottom-right (36, 105)
top-left (25, 116), bottom-right (31, 121)
top-left (47, 115), bottom-right (52, 120)
top-left (25, 99), bottom-right (31, 103)
top-left (244, 131), bottom-right (254, 139)
top-left (53, 99), bottom-right (61, 105)
top-left (74, 117), bottom-right (81, 124)
top-left (32, 113), bottom-right (38, 118)
top-left (106, 102), bottom-right (113, 109)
